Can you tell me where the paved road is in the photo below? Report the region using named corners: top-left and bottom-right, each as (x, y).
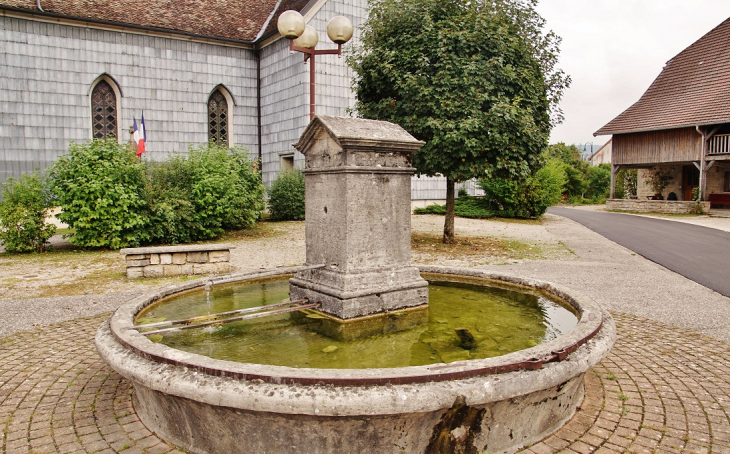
top-left (548, 207), bottom-right (730, 297)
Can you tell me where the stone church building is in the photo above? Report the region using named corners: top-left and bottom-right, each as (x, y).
top-left (1, 0), bottom-right (455, 201)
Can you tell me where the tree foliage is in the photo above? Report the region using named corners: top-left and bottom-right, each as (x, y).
top-left (584, 164), bottom-right (611, 199)
top-left (544, 143), bottom-right (611, 203)
top-left (615, 168), bottom-right (637, 199)
top-left (0, 172), bottom-right (56, 253)
top-left (544, 142), bottom-right (583, 166)
top-left (349, 0), bottom-right (569, 240)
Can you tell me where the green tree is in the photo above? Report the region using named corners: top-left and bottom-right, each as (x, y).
top-left (349, 0), bottom-right (569, 242)
top-left (544, 142), bottom-right (583, 166)
top-left (0, 172), bottom-right (56, 253)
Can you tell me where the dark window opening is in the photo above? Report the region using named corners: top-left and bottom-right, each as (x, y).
top-left (208, 90), bottom-right (229, 146)
top-left (684, 166), bottom-right (700, 186)
top-left (91, 80), bottom-right (117, 140)
top-left (281, 154), bottom-right (294, 171)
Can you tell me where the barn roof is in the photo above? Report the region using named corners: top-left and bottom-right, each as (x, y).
top-left (0, 0), bottom-right (311, 43)
top-left (595, 17), bottom-right (730, 136)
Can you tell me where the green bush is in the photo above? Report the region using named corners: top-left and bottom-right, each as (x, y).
top-left (414, 204), bottom-right (446, 215)
top-left (182, 143), bottom-right (265, 239)
top-left (0, 172), bottom-right (56, 253)
top-left (545, 143), bottom-right (611, 203)
top-left (145, 143), bottom-right (265, 242)
top-left (268, 169), bottom-right (305, 221)
top-left (413, 194), bottom-right (495, 219)
top-left (562, 165), bottom-right (587, 198)
top-left (143, 159), bottom-right (199, 244)
top-left (50, 140), bottom-right (148, 249)
top-left (480, 159), bottom-right (566, 219)
top-left (49, 140), bottom-right (265, 248)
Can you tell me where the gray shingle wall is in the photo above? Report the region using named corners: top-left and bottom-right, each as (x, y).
top-left (258, 0), bottom-right (368, 188)
top-left (1, 0), bottom-right (454, 199)
top-left (259, 38), bottom-right (309, 188)
top-left (411, 176), bottom-right (483, 200)
top-left (0, 16), bottom-right (258, 183)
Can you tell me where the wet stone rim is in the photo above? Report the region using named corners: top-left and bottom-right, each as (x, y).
top-left (98, 265), bottom-right (611, 388)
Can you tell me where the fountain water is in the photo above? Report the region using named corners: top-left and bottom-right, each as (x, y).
top-left (97, 116), bottom-right (615, 454)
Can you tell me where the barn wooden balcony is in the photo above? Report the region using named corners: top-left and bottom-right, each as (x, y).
top-left (708, 134), bottom-right (730, 155)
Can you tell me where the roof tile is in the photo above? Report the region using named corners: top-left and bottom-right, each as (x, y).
top-left (0, 0), bottom-right (311, 42)
top-left (595, 17), bottom-right (730, 136)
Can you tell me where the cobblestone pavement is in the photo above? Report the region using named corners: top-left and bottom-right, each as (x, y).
top-left (1, 312), bottom-right (728, 454)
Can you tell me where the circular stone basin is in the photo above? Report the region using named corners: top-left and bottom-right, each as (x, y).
top-left (134, 274), bottom-right (579, 369)
top-left (96, 265), bottom-right (615, 454)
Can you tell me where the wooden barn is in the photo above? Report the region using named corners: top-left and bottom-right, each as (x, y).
top-left (595, 17), bottom-right (730, 209)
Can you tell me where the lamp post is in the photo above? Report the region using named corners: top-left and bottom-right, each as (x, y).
top-left (277, 10), bottom-right (354, 120)
top-left (582, 142), bottom-right (594, 161)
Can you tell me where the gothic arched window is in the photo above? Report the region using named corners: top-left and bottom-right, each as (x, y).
top-left (208, 90), bottom-right (229, 146)
top-left (91, 80), bottom-right (118, 140)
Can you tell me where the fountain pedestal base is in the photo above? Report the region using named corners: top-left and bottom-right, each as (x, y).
top-left (289, 266), bottom-right (428, 320)
top-left (292, 304), bottom-right (429, 341)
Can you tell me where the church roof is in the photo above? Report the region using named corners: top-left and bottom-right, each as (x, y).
top-left (0, 0), bottom-right (311, 43)
top-left (595, 17), bottom-right (730, 136)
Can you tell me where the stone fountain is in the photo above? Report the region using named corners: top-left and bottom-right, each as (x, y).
top-left (289, 116), bottom-right (428, 321)
top-left (96, 116), bottom-right (615, 454)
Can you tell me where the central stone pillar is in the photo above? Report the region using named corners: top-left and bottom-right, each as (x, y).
top-left (289, 116), bottom-right (429, 320)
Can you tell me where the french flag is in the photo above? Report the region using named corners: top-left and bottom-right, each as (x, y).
top-left (133, 112), bottom-right (146, 157)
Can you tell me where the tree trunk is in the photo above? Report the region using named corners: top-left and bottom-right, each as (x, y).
top-left (443, 178), bottom-right (455, 244)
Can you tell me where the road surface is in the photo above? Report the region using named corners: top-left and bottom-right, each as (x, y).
top-left (548, 207), bottom-right (730, 298)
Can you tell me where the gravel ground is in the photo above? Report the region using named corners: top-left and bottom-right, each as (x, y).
top-left (1, 211), bottom-right (728, 343)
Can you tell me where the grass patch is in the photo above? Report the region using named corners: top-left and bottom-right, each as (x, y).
top-left (411, 232), bottom-right (544, 263)
top-left (618, 392), bottom-right (629, 415)
top-left (0, 248), bottom-right (118, 266)
top-left (35, 270), bottom-right (125, 297)
top-left (0, 220), bottom-right (294, 298)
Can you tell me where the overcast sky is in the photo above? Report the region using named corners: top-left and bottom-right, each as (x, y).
top-left (534, 1), bottom-right (730, 150)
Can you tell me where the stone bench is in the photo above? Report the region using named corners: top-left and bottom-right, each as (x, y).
top-left (120, 244), bottom-right (235, 279)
